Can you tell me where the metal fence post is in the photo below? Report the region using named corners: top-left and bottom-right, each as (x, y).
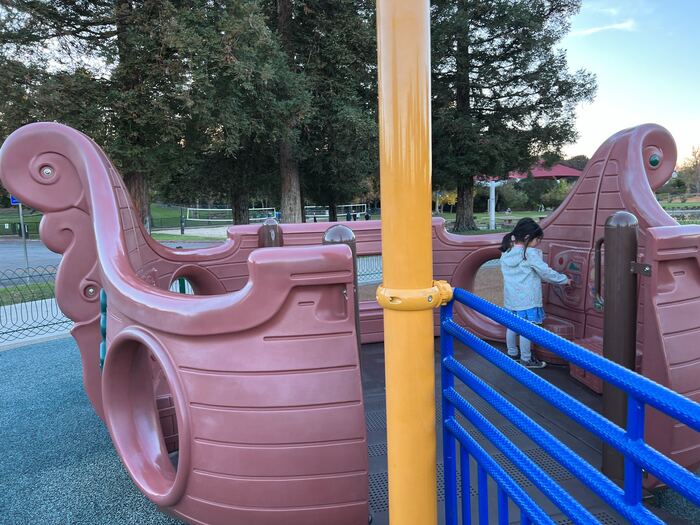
top-left (257, 218), bottom-right (283, 248)
top-left (323, 224), bottom-right (361, 351)
top-left (602, 211), bottom-right (639, 483)
top-left (180, 207), bottom-right (185, 235)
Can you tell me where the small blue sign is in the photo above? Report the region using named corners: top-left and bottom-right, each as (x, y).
top-left (10, 195), bottom-right (20, 206)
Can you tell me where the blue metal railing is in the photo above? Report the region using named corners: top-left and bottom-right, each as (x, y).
top-left (440, 287), bottom-right (700, 525)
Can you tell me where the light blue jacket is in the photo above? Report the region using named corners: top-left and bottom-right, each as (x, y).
top-left (500, 246), bottom-right (568, 311)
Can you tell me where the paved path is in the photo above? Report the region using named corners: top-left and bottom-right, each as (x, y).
top-left (0, 239), bottom-right (61, 270)
top-left (0, 239), bottom-right (220, 272)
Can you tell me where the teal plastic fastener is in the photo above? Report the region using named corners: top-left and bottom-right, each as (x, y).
top-left (178, 277), bottom-right (186, 294)
top-left (99, 289), bottom-right (107, 370)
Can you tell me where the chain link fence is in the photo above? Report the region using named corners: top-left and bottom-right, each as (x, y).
top-left (0, 266), bottom-right (71, 344)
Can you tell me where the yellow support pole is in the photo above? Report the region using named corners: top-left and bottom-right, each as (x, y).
top-left (376, 1), bottom-right (437, 524)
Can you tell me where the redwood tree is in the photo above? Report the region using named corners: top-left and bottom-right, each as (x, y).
top-left (431, 0), bottom-right (596, 231)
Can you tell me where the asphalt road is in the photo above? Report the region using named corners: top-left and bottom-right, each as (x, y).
top-left (0, 238), bottom-right (220, 272)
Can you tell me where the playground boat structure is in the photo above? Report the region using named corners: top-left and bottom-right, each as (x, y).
top-left (1, 120), bottom-right (700, 523)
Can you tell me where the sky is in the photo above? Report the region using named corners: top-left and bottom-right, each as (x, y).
top-left (560, 0), bottom-right (699, 164)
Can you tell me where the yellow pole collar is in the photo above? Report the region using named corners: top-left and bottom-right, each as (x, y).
top-left (376, 280), bottom-right (453, 311)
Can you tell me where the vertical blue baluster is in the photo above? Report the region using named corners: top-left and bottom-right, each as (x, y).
top-left (460, 444), bottom-right (471, 525)
top-left (497, 487), bottom-right (508, 525)
top-left (442, 302), bottom-right (458, 525)
top-left (520, 511), bottom-right (530, 525)
top-left (478, 464), bottom-right (488, 525)
top-left (624, 396), bottom-right (645, 505)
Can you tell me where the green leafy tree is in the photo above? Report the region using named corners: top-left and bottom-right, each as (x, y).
top-left (262, 0), bottom-right (378, 222)
top-left (170, 0), bottom-right (310, 224)
top-left (265, 0), bottom-right (308, 223)
top-left (541, 179), bottom-right (572, 208)
top-left (431, 0), bottom-right (596, 231)
top-left (295, 1), bottom-right (377, 222)
top-left (678, 147), bottom-right (700, 195)
top-left (563, 154), bottom-right (589, 171)
top-left (1, 1), bottom-right (190, 224)
top-left (497, 182), bottom-right (528, 210)
top-left (517, 177), bottom-right (556, 209)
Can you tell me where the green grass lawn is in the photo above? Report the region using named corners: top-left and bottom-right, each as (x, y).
top-left (0, 281), bottom-right (55, 305)
top-left (1, 199), bottom-right (697, 231)
top-left (0, 207), bottom-right (42, 224)
top-left (151, 233), bottom-right (223, 242)
top-left (151, 204), bottom-right (182, 219)
top-left (0, 203), bottom-right (180, 223)
top-left (660, 201), bottom-right (700, 209)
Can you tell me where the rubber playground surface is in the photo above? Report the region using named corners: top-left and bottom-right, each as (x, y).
top-left (1, 337), bottom-right (696, 524)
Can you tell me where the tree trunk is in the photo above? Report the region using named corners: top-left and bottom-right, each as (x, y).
top-left (328, 200), bottom-right (338, 222)
top-left (231, 190), bottom-right (250, 225)
top-left (299, 181), bottom-right (306, 223)
top-left (452, 8), bottom-right (477, 234)
top-left (124, 171), bottom-right (151, 228)
top-left (279, 141), bottom-right (302, 223)
top-left (276, 0), bottom-right (302, 224)
top-left (453, 180), bottom-right (478, 232)
top-left (115, 0), bottom-right (151, 227)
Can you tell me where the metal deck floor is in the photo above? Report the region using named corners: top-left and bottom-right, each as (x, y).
top-left (361, 338), bottom-right (687, 525)
top-left (0, 336), bottom-right (691, 524)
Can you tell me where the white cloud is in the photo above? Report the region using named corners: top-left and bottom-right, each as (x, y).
top-left (586, 4), bottom-right (621, 16)
top-left (570, 19), bottom-right (636, 37)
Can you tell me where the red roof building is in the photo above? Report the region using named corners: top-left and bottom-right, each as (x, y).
top-left (508, 162), bottom-right (582, 180)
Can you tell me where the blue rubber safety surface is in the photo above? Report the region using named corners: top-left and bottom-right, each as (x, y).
top-left (0, 338), bottom-right (182, 525)
top-left (1, 337), bottom-right (697, 524)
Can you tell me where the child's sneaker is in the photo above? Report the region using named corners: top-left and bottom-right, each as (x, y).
top-left (520, 356), bottom-right (546, 369)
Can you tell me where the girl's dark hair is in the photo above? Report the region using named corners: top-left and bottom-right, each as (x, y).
top-left (499, 217), bottom-right (544, 257)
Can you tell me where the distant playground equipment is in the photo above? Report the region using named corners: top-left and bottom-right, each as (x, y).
top-left (305, 203), bottom-right (368, 222)
top-left (185, 206), bottom-right (277, 224)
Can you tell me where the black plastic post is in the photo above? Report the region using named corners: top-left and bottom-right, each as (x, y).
top-left (258, 218), bottom-right (283, 248)
top-left (601, 211), bottom-right (639, 483)
top-left (323, 224), bottom-right (361, 350)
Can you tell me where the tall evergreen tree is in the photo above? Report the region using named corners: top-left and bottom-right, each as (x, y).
top-left (267, 0), bottom-right (306, 223)
top-left (294, 1), bottom-right (378, 222)
top-left (431, 0), bottom-right (596, 231)
top-left (172, 0), bottom-right (310, 224)
top-left (261, 1), bottom-right (378, 223)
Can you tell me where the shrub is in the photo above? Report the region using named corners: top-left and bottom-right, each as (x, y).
top-left (497, 182), bottom-right (528, 210)
top-left (541, 180), bottom-right (572, 209)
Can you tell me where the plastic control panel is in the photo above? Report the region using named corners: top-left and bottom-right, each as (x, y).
top-left (547, 245), bottom-right (589, 310)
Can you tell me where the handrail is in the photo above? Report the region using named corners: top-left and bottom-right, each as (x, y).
top-left (440, 287), bottom-right (700, 525)
top-left (451, 288), bottom-right (700, 430)
top-left (594, 236), bottom-right (604, 309)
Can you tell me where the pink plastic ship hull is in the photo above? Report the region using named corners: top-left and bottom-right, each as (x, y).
top-left (0, 123), bottom-right (369, 524)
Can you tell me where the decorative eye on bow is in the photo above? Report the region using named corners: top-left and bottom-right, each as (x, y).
top-left (648, 153), bottom-right (661, 168)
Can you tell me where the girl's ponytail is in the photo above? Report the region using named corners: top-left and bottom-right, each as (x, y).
top-left (499, 232), bottom-right (514, 252)
top-left (501, 217), bottom-right (544, 258)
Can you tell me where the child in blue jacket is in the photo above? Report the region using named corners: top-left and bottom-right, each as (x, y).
top-left (499, 218), bottom-right (571, 369)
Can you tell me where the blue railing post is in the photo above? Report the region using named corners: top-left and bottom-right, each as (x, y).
top-left (477, 465), bottom-right (488, 525)
top-left (438, 286), bottom-right (700, 525)
top-left (460, 444), bottom-right (471, 525)
top-left (441, 301), bottom-right (458, 525)
top-left (497, 486), bottom-right (508, 525)
top-left (624, 397), bottom-right (645, 505)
